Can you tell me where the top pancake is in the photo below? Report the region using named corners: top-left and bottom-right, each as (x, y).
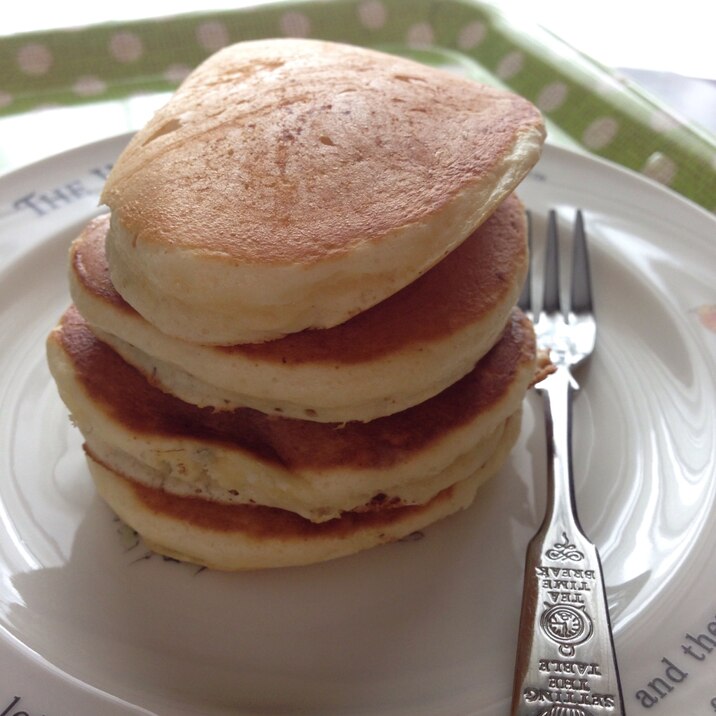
top-left (101, 39), bottom-right (545, 344)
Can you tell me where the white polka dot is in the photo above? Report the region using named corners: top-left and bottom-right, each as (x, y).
top-left (17, 43), bottom-right (53, 75)
top-left (196, 21), bottom-right (229, 52)
top-left (496, 50), bottom-right (524, 79)
top-left (582, 117), bottom-right (619, 149)
top-left (406, 22), bottom-right (434, 47)
top-left (649, 110), bottom-right (680, 133)
top-left (357, 0), bottom-right (387, 30)
top-left (109, 32), bottom-right (143, 63)
top-left (72, 76), bottom-right (107, 97)
top-left (0, 92), bottom-right (13, 109)
top-left (537, 82), bottom-right (568, 112)
top-left (457, 21), bottom-right (487, 50)
top-left (280, 11), bottom-right (311, 37)
top-left (164, 64), bottom-right (192, 84)
top-left (642, 152), bottom-right (678, 186)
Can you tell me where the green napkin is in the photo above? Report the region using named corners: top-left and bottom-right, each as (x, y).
top-left (0, 0), bottom-right (714, 210)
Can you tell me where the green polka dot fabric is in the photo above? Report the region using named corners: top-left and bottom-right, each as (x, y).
top-left (0, 0), bottom-right (714, 210)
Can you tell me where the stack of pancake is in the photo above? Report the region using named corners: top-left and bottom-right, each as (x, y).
top-left (47, 39), bottom-right (545, 570)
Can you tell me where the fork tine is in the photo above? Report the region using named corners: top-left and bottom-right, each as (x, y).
top-left (542, 209), bottom-right (561, 314)
top-left (517, 210), bottom-right (532, 315)
top-left (570, 210), bottom-right (593, 315)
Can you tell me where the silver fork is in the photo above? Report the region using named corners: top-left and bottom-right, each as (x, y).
top-left (510, 210), bottom-right (626, 716)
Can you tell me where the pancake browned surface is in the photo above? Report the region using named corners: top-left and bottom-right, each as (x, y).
top-left (101, 39), bottom-right (545, 344)
top-left (47, 37), bottom-right (546, 569)
top-left (46, 307), bottom-right (535, 567)
top-left (70, 195), bottom-right (528, 421)
top-left (86, 454), bottom-right (489, 571)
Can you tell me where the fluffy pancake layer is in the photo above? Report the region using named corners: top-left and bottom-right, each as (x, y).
top-left (101, 39), bottom-right (545, 344)
top-left (70, 195), bottom-right (528, 422)
top-left (46, 307), bottom-right (535, 524)
top-left (86, 455), bottom-right (486, 571)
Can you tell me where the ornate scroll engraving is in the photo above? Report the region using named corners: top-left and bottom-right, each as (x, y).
top-left (546, 532), bottom-right (585, 562)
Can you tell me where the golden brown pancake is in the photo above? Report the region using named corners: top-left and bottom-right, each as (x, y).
top-left (47, 38), bottom-right (545, 569)
top-left (86, 453), bottom-right (492, 570)
top-left (101, 39), bottom-right (545, 344)
top-left (71, 195), bottom-right (528, 421)
top-left (47, 306), bottom-right (535, 525)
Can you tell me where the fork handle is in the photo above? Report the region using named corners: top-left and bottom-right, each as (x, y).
top-left (510, 368), bottom-right (626, 715)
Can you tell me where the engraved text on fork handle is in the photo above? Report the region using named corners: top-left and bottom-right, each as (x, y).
top-left (511, 370), bottom-right (626, 716)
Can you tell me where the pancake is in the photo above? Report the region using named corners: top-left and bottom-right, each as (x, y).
top-left (70, 195), bottom-right (528, 422)
top-left (101, 39), bottom-right (545, 344)
top-left (46, 306), bottom-right (535, 524)
top-left (86, 454), bottom-right (490, 571)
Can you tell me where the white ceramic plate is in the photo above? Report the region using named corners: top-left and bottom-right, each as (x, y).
top-left (0, 137), bottom-right (714, 716)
